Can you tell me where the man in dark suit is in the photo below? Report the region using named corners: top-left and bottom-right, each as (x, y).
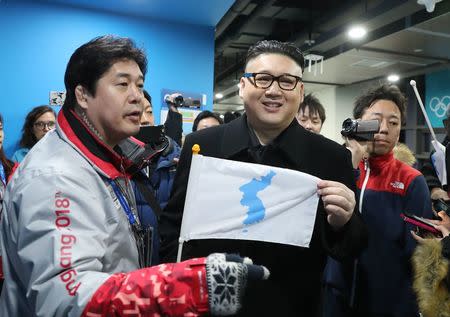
top-left (160, 40), bottom-right (367, 316)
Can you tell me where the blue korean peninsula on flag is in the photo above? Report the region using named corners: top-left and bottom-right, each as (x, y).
top-left (179, 153), bottom-right (320, 248)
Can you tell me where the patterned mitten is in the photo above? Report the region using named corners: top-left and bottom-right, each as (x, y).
top-left (205, 253), bottom-right (270, 316)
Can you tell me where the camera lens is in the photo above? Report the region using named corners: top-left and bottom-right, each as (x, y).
top-left (341, 118), bottom-right (356, 134)
top-left (174, 95), bottom-right (184, 106)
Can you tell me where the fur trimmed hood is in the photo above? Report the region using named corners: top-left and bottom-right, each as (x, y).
top-left (412, 239), bottom-right (450, 317)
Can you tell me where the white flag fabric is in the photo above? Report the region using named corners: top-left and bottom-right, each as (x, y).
top-left (431, 140), bottom-right (447, 186)
top-left (179, 154), bottom-right (321, 248)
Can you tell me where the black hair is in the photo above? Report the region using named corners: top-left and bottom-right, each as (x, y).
top-left (19, 105), bottom-right (56, 149)
top-left (223, 111), bottom-right (237, 123)
top-left (0, 114), bottom-right (14, 178)
top-left (245, 40), bottom-right (305, 72)
top-left (192, 110), bottom-right (223, 132)
top-left (353, 84), bottom-right (407, 124)
top-left (298, 93), bottom-right (326, 123)
top-left (143, 89), bottom-right (152, 104)
top-left (63, 35), bottom-right (147, 109)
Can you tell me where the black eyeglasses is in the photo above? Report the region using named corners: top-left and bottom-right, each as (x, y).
top-left (243, 72), bottom-right (302, 91)
top-left (34, 121), bottom-right (56, 130)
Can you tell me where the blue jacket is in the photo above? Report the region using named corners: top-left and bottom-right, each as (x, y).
top-left (323, 152), bottom-right (433, 317)
top-left (11, 147), bottom-right (29, 163)
top-left (132, 141), bottom-right (180, 266)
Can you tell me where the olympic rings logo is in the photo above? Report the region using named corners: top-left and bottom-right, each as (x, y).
top-left (429, 96), bottom-right (450, 118)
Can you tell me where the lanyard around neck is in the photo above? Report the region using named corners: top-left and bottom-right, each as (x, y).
top-left (109, 179), bottom-right (138, 226)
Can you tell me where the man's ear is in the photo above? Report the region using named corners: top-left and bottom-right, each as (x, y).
top-left (238, 77), bottom-right (245, 99)
top-left (75, 85), bottom-right (89, 110)
top-left (299, 82), bottom-right (305, 103)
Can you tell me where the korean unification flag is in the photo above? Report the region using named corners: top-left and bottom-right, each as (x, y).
top-left (179, 154), bottom-right (321, 248)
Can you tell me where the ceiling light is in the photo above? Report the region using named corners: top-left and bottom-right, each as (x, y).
top-left (215, 93), bottom-right (223, 99)
top-left (347, 26), bottom-right (367, 40)
top-left (387, 74), bottom-right (400, 82)
top-left (414, 48), bottom-right (423, 53)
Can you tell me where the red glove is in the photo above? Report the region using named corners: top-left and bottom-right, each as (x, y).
top-left (82, 254), bottom-right (269, 316)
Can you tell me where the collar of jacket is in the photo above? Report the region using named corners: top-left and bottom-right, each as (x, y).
top-left (366, 151), bottom-right (395, 170)
top-left (220, 113), bottom-right (310, 167)
top-left (57, 106), bottom-right (133, 179)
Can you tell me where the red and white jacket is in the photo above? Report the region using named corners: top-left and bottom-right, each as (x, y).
top-left (0, 107), bottom-right (209, 316)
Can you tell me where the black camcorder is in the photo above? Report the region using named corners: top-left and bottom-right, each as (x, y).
top-left (164, 94), bottom-right (201, 108)
top-left (119, 125), bottom-right (171, 175)
top-left (341, 118), bottom-right (380, 141)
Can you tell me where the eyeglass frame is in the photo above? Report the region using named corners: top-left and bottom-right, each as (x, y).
top-left (34, 121), bottom-right (56, 130)
top-left (243, 72), bottom-right (303, 91)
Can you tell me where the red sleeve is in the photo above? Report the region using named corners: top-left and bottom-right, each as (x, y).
top-left (82, 257), bottom-right (209, 317)
top-left (7, 163), bottom-right (19, 183)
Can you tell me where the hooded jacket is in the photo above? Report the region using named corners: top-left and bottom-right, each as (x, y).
top-left (412, 237), bottom-right (450, 317)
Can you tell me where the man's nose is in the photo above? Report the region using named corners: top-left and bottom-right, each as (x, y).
top-left (379, 119), bottom-right (389, 133)
top-left (129, 85), bottom-right (143, 103)
top-left (265, 80), bottom-right (282, 95)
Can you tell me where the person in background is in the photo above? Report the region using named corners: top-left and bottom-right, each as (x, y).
top-left (160, 40), bottom-right (367, 317)
top-left (421, 113), bottom-right (450, 202)
top-left (324, 84), bottom-right (433, 317)
top-left (296, 93), bottom-right (326, 134)
top-left (0, 114), bottom-right (16, 188)
top-left (0, 35), bottom-right (268, 316)
top-left (132, 90), bottom-right (181, 265)
top-left (0, 113), bottom-right (17, 293)
top-left (223, 111), bottom-right (237, 123)
top-left (233, 111), bottom-right (242, 118)
top-left (12, 105), bottom-right (56, 162)
top-left (393, 142), bottom-right (417, 167)
top-left (411, 208), bottom-right (450, 317)
top-left (192, 110), bottom-right (223, 132)
top-left (141, 90), bottom-right (183, 146)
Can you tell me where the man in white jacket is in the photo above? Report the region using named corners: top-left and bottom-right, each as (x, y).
top-left (0, 35), bottom-right (268, 317)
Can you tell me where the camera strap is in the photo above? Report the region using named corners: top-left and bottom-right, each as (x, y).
top-left (133, 173), bottom-right (163, 219)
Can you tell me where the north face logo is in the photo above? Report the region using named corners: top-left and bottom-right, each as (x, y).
top-left (390, 181), bottom-right (405, 190)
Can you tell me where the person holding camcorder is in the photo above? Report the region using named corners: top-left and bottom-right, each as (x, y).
top-left (323, 84), bottom-right (433, 317)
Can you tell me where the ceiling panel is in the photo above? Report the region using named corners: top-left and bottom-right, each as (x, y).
top-left (365, 12), bottom-right (450, 60)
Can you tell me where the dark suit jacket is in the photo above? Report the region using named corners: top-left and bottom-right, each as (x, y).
top-left (160, 115), bottom-right (367, 316)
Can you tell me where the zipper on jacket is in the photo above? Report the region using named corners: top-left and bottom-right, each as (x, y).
top-left (350, 158), bottom-right (371, 307)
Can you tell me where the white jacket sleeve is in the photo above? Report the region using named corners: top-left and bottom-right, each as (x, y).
top-left (1, 169), bottom-right (126, 316)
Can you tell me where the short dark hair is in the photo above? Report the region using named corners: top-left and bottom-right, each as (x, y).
top-left (63, 35), bottom-right (147, 109)
top-left (245, 40), bottom-right (305, 72)
top-left (19, 105), bottom-right (56, 149)
top-left (192, 110), bottom-right (223, 132)
top-left (353, 84), bottom-right (407, 124)
top-left (0, 113), bottom-right (14, 177)
top-left (223, 111), bottom-right (236, 123)
top-left (143, 90), bottom-right (152, 104)
top-left (298, 93), bottom-right (326, 123)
